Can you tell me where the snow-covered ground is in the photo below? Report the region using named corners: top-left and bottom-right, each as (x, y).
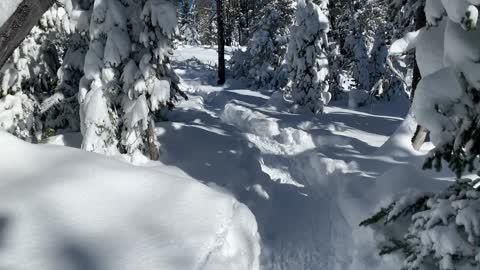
top-left (0, 45), bottom-right (455, 270)
top-left (167, 46), bottom-right (453, 269)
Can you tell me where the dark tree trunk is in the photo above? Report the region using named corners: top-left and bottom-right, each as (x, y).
top-left (411, 5), bottom-right (429, 151)
top-left (216, 0), bottom-right (226, 85)
top-left (0, 0), bottom-right (55, 69)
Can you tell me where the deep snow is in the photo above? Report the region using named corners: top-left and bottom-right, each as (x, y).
top-left (0, 45), bottom-right (457, 270)
top-left (0, 130), bottom-right (260, 270)
top-left (163, 46), bottom-right (453, 269)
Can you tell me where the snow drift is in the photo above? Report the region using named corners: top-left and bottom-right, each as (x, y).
top-left (0, 130), bottom-right (260, 270)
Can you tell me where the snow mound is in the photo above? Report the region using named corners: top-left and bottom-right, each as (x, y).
top-left (221, 103), bottom-right (280, 137)
top-left (0, 131), bottom-right (260, 270)
top-left (376, 113), bottom-right (417, 158)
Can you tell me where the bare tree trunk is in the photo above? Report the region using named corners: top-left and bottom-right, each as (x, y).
top-left (0, 0), bottom-right (55, 69)
top-left (411, 4), bottom-right (429, 150)
top-left (147, 119), bottom-right (160, 161)
top-left (412, 126), bottom-right (429, 151)
top-left (216, 0), bottom-right (226, 85)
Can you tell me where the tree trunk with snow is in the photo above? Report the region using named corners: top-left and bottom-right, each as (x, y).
top-left (147, 119), bottom-right (159, 161)
top-left (0, 0), bottom-right (55, 69)
top-left (216, 0), bottom-right (226, 85)
top-left (411, 4), bottom-right (428, 151)
top-left (411, 4), bottom-right (426, 96)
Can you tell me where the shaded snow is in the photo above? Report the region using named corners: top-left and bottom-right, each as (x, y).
top-left (165, 46), bottom-right (453, 270)
top-left (0, 130), bottom-right (260, 270)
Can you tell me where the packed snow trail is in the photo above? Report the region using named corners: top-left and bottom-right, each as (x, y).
top-left (158, 46), bottom-right (446, 270)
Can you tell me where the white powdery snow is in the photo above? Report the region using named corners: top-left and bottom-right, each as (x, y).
top-left (412, 67), bottom-right (470, 147)
top-left (170, 45), bottom-right (433, 270)
top-left (0, 130), bottom-right (260, 270)
top-left (221, 103), bottom-right (280, 137)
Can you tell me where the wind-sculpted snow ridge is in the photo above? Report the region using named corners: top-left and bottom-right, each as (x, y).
top-left (0, 130), bottom-right (260, 270)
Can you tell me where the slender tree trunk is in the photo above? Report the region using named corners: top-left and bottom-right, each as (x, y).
top-left (411, 6), bottom-right (427, 99)
top-left (216, 0), bottom-right (226, 85)
top-left (0, 0), bottom-right (55, 69)
top-left (147, 119), bottom-right (160, 161)
top-left (411, 5), bottom-right (429, 151)
top-left (412, 126), bottom-right (429, 150)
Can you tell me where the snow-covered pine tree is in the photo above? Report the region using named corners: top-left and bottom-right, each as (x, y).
top-left (193, 0), bottom-right (217, 45)
top-left (344, 11), bottom-right (371, 92)
top-left (360, 179), bottom-right (480, 270)
top-left (230, 1), bottom-right (294, 90)
top-left (0, 3), bottom-right (68, 142)
top-left (368, 0), bottom-right (425, 100)
top-left (40, 0), bottom-right (92, 135)
top-left (362, 1), bottom-right (480, 269)
top-left (286, 0), bottom-right (330, 114)
top-left (326, 0), bottom-right (415, 105)
top-left (79, 0), bottom-right (185, 158)
top-left (178, 0), bottom-right (201, 46)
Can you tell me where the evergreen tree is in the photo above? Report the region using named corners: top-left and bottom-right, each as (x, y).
top-left (193, 0), bottom-right (217, 45)
top-left (78, 0), bottom-right (185, 158)
top-left (363, 2), bottom-right (480, 269)
top-left (230, 1), bottom-right (294, 89)
top-left (0, 3), bottom-right (68, 142)
top-left (344, 11), bottom-right (371, 91)
top-left (178, 0), bottom-right (201, 45)
top-left (286, 0), bottom-right (331, 114)
top-left (326, 0), bottom-right (415, 104)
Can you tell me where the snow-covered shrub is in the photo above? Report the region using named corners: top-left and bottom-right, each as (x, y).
top-left (229, 48), bottom-right (250, 80)
top-left (363, 2), bottom-right (480, 269)
top-left (77, 0), bottom-right (186, 157)
top-left (0, 93), bottom-right (38, 141)
top-left (286, 0), bottom-right (331, 114)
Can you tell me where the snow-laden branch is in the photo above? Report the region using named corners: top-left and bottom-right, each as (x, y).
top-left (0, 0), bottom-right (55, 68)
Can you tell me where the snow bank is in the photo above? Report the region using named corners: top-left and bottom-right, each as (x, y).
top-left (376, 113), bottom-right (417, 158)
top-left (0, 130), bottom-right (260, 270)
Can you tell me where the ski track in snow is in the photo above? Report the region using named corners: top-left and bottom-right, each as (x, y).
top-left (158, 47), bottom-right (417, 270)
